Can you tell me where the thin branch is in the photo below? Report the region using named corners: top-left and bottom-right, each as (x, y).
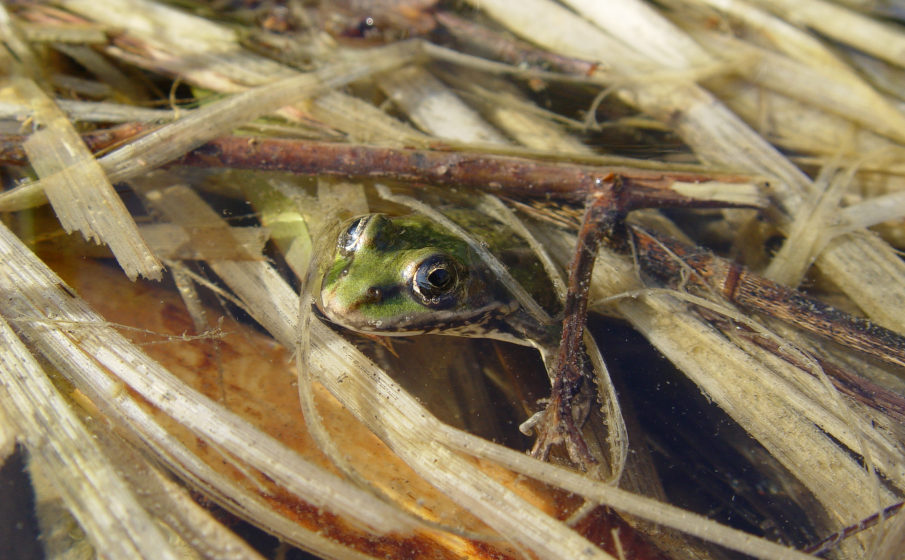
top-left (0, 128), bottom-right (763, 206)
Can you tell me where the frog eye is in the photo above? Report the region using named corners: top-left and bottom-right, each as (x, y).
top-left (338, 216), bottom-right (369, 256)
top-left (412, 255), bottom-right (460, 306)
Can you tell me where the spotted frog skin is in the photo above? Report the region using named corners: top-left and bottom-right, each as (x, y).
top-left (317, 211), bottom-right (560, 349)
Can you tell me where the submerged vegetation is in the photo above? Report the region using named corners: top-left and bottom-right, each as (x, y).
top-left (2, 1), bottom-right (905, 559)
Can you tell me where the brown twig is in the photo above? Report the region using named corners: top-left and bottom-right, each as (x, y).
top-left (804, 500), bottom-right (904, 555)
top-left (698, 303), bottom-right (905, 423)
top-left (0, 126), bottom-right (760, 207)
top-left (630, 225), bottom-right (905, 423)
top-left (630, 225), bottom-right (905, 372)
top-left (0, 122), bottom-right (149, 166)
top-left (181, 137), bottom-right (756, 205)
top-left (434, 12), bottom-right (599, 76)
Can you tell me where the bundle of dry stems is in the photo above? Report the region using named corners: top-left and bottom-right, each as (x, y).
top-left (2, 1), bottom-right (905, 559)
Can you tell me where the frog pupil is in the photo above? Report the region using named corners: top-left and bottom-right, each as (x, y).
top-left (428, 268), bottom-right (451, 289)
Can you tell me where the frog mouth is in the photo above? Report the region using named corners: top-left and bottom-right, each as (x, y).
top-left (315, 296), bottom-right (427, 335)
top-left (316, 294), bottom-right (508, 338)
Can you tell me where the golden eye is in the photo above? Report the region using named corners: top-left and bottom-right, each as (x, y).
top-left (413, 254), bottom-right (460, 306)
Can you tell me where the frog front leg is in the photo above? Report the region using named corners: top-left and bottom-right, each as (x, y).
top-left (526, 190), bottom-right (624, 469)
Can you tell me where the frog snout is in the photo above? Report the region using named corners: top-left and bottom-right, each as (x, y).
top-left (316, 284), bottom-right (345, 320)
top-left (318, 283), bottom-right (380, 321)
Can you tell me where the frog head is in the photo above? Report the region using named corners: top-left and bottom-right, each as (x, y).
top-left (316, 213), bottom-right (521, 339)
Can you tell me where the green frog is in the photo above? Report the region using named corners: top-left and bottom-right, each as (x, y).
top-left (316, 204), bottom-right (625, 470)
top-left (316, 209), bottom-right (563, 355)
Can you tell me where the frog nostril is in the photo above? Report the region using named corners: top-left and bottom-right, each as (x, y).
top-left (364, 286), bottom-right (382, 303)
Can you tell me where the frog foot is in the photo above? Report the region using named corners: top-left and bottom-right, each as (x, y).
top-left (525, 389), bottom-right (596, 469)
